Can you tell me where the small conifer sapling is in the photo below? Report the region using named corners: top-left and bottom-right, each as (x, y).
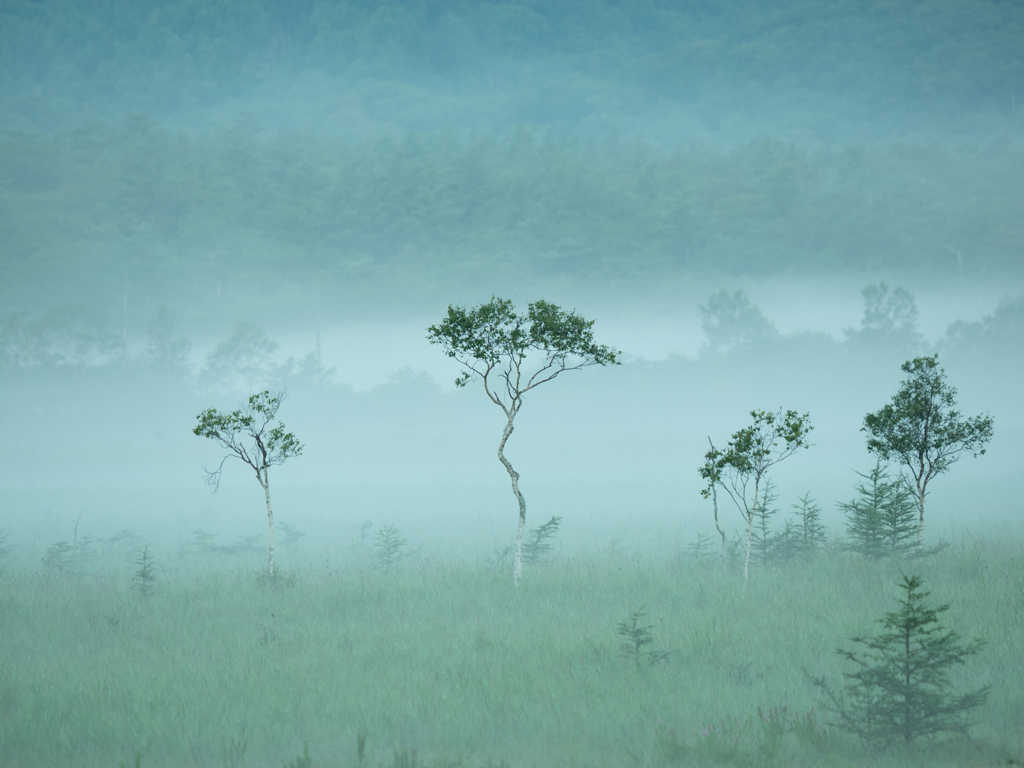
top-left (808, 574), bottom-right (989, 746)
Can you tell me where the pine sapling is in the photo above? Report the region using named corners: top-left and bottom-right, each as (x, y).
top-left (807, 573), bottom-right (990, 747)
top-left (841, 462), bottom-right (918, 559)
top-left (132, 547), bottom-right (157, 598)
top-left (617, 606), bottom-right (671, 668)
top-left (374, 524), bottom-right (407, 573)
top-left (792, 491), bottom-right (826, 560)
top-left (522, 515), bottom-right (562, 565)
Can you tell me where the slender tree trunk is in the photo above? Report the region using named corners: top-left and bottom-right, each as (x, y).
top-left (916, 481), bottom-right (925, 542)
top-left (497, 413), bottom-right (526, 586)
top-left (744, 481), bottom-right (760, 589)
top-left (712, 485), bottom-right (726, 574)
top-left (262, 469), bottom-right (275, 576)
top-left (921, 475), bottom-right (929, 540)
top-left (744, 514), bottom-right (753, 588)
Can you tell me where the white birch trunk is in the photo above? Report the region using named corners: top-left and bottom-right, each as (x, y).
top-left (712, 485), bottom-right (726, 574)
top-left (262, 469), bottom-right (275, 576)
top-left (744, 481), bottom-right (760, 589)
top-left (916, 482), bottom-right (926, 542)
top-left (497, 413), bottom-right (526, 586)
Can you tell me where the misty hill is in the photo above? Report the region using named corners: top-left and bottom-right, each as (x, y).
top-left (2, 0), bottom-right (1023, 140)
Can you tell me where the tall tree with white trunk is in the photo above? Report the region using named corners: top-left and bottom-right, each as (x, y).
top-left (193, 390), bottom-right (302, 576)
top-left (428, 297), bottom-right (619, 585)
top-left (700, 409), bottom-right (813, 587)
top-left (863, 355), bottom-right (993, 541)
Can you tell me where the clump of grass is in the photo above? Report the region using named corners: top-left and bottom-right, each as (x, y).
top-left (283, 741), bottom-right (311, 768)
top-left (255, 567), bottom-right (296, 591)
top-left (0, 528), bottom-right (10, 575)
top-left (221, 725), bottom-right (248, 768)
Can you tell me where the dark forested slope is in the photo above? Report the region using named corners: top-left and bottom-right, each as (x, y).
top-left (2, 0), bottom-right (1022, 139)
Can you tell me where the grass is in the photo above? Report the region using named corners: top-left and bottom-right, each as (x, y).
top-left (0, 539), bottom-right (1022, 767)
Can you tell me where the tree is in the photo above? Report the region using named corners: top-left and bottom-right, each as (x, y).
top-left (201, 323), bottom-right (279, 394)
top-left (844, 282), bottom-right (924, 358)
top-left (427, 297), bottom-right (618, 585)
top-left (863, 355), bottom-right (993, 540)
top-left (193, 390), bottom-right (302, 576)
top-left (751, 478), bottom-right (780, 571)
top-left (840, 462), bottom-right (919, 560)
top-left (791, 491), bottom-right (826, 561)
top-left (808, 574), bottom-right (989, 747)
top-left (698, 290), bottom-right (777, 355)
top-left (699, 409), bottom-right (813, 587)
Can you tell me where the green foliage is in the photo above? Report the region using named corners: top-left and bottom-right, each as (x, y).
top-left (808, 574), bottom-right (990, 747)
top-left (193, 390), bottom-right (303, 489)
top-left (700, 408), bottom-right (813, 583)
top-left (131, 547), bottom-right (157, 598)
top-left (374, 524), bottom-right (408, 574)
top-left (863, 355), bottom-right (994, 534)
top-left (427, 297), bottom-right (618, 392)
top-left (840, 463), bottom-right (920, 560)
top-left (521, 515), bottom-right (562, 565)
top-left (701, 409), bottom-right (814, 502)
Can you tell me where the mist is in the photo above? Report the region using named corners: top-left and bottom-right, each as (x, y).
top-left (2, 2), bottom-right (1023, 766)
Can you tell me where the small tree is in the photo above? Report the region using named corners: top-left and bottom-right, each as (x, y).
top-left (428, 297), bottom-right (618, 585)
top-left (700, 409), bottom-right (813, 587)
top-left (792, 491), bottom-right (827, 561)
top-left (863, 355), bottom-right (993, 540)
top-left (751, 478), bottom-right (780, 571)
top-left (522, 515), bottom-right (562, 565)
top-left (193, 390), bottom-right (302, 576)
top-left (808, 574), bottom-right (989, 747)
top-left (132, 547), bottom-right (157, 598)
top-left (840, 462), bottom-right (919, 560)
top-left (373, 524), bottom-right (407, 573)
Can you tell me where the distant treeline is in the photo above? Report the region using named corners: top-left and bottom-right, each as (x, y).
top-left (2, 123), bottom-right (1022, 315)
top-left (2, 288), bottom-right (1020, 399)
top-left (1, 0), bottom-right (1022, 137)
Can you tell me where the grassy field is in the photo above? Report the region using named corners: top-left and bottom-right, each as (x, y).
top-left (1, 538), bottom-right (1022, 768)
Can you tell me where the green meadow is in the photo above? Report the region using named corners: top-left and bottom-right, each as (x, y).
top-left (1, 538), bottom-right (1021, 768)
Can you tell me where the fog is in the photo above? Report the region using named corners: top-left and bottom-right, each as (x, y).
top-left (3, 276), bottom-right (1022, 561)
top-left (2, 2), bottom-right (1023, 765)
